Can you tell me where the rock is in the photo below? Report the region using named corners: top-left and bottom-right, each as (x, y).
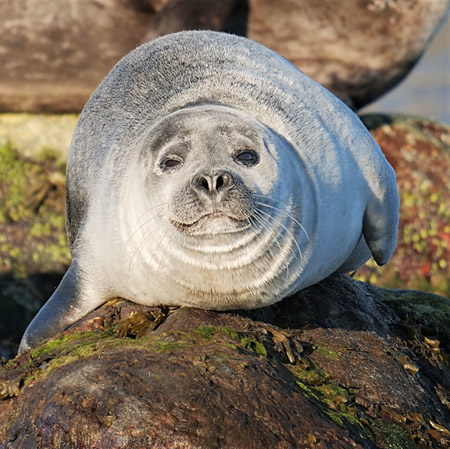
top-left (248, 0), bottom-right (449, 109)
top-left (0, 0), bottom-right (155, 113)
top-left (0, 275), bottom-right (449, 448)
top-left (1, 0), bottom-right (448, 112)
top-left (356, 115), bottom-right (450, 297)
top-left (0, 0), bottom-right (243, 113)
top-left (143, 0), bottom-right (247, 41)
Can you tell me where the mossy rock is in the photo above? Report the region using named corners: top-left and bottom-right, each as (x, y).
top-left (0, 276), bottom-right (449, 448)
top-left (0, 142), bottom-right (70, 352)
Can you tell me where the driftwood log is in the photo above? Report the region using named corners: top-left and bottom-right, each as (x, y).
top-left (1, 275), bottom-right (449, 448)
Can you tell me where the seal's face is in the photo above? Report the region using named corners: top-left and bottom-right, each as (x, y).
top-left (145, 105), bottom-right (279, 238)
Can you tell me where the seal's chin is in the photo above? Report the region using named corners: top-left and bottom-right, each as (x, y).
top-left (170, 212), bottom-right (251, 235)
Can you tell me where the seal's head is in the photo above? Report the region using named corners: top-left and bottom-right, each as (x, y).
top-left (119, 104), bottom-right (310, 309)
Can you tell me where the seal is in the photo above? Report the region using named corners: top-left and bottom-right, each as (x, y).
top-left (19, 30), bottom-right (399, 353)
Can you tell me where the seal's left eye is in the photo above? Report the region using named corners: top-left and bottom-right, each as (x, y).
top-left (234, 150), bottom-right (258, 166)
top-left (161, 157), bottom-right (182, 171)
top-left (165, 159), bottom-right (180, 168)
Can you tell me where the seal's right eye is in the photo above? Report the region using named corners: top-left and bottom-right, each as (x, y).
top-left (161, 157), bottom-right (182, 171)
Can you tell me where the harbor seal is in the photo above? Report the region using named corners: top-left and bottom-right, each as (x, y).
top-left (19, 31), bottom-right (399, 352)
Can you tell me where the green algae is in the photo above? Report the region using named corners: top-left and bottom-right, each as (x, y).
top-left (314, 344), bottom-right (341, 360)
top-left (21, 328), bottom-right (195, 386)
top-left (0, 142), bottom-right (44, 223)
top-left (0, 142), bottom-right (69, 277)
top-left (22, 323), bottom-right (250, 385)
top-left (371, 419), bottom-right (419, 449)
top-left (191, 325), bottom-right (266, 356)
top-left (290, 359), bottom-right (329, 385)
top-left (240, 337), bottom-right (267, 356)
top-left (219, 327), bottom-right (241, 341)
top-left (295, 379), bottom-right (370, 438)
top-left (190, 326), bottom-right (268, 357)
top-left (29, 329), bottom-right (114, 359)
top-left (193, 326), bottom-right (218, 340)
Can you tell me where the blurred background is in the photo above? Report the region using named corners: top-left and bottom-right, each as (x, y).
top-left (363, 18), bottom-right (449, 124)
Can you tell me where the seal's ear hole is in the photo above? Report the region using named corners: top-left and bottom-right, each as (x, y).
top-left (233, 149), bottom-right (259, 167)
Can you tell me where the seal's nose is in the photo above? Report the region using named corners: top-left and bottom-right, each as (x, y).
top-left (192, 171), bottom-right (234, 195)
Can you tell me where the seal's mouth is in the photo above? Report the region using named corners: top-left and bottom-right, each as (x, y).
top-left (170, 212), bottom-right (251, 233)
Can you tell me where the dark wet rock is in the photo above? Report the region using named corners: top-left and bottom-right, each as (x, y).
top-left (144, 0), bottom-right (247, 41)
top-left (356, 115), bottom-right (450, 298)
top-left (1, 276), bottom-right (449, 448)
top-left (1, 0), bottom-right (448, 112)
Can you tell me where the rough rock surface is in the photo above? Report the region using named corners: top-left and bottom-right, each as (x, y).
top-left (0, 276), bottom-right (449, 448)
top-left (0, 0), bottom-right (448, 112)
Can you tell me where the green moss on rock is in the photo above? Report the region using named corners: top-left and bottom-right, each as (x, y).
top-left (371, 419), bottom-right (419, 449)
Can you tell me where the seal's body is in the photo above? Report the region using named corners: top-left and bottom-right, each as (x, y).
top-left (19, 31), bottom-right (399, 352)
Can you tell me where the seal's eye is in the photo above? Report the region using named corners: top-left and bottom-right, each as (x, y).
top-left (161, 157), bottom-right (182, 171)
top-left (234, 150), bottom-right (259, 166)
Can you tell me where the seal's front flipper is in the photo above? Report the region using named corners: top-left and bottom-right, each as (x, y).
top-left (18, 263), bottom-right (101, 354)
top-left (362, 168), bottom-right (399, 266)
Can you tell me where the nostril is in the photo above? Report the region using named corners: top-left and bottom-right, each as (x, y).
top-left (200, 177), bottom-right (209, 191)
top-left (216, 174), bottom-right (225, 190)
